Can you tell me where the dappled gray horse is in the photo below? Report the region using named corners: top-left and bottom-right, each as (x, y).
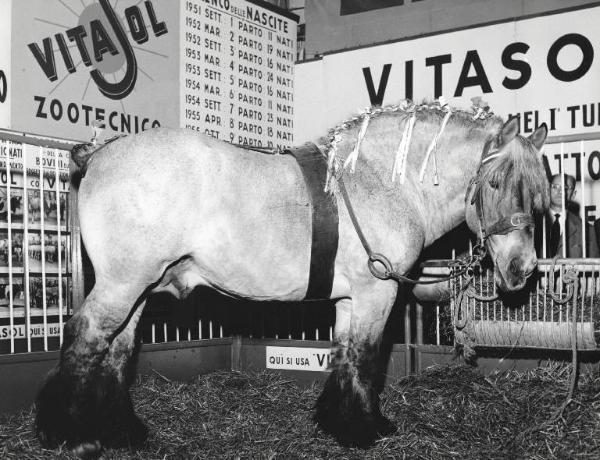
top-left (35, 103), bottom-right (549, 456)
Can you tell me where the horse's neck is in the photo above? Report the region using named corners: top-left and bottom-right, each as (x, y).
top-left (412, 121), bottom-right (487, 246)
top-left (333, 114), bottom-right (494, 246)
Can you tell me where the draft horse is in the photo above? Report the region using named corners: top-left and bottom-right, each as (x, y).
top-left (35, 104), bottom-right (549, 456)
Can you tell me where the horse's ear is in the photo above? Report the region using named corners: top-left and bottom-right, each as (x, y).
top-left (499, 117), bottom-right (519, 145)
top-left (528, 123), bottom-right (548, 151)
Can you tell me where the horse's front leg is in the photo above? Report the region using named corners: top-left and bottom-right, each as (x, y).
top-left (35, 282), bottom-right (147, 458)
top-left (315, 280), bottom-right (398, 447)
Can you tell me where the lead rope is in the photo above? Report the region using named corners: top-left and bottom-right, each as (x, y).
top-left (506, 259), bottom-right (580, 449)
top-left (548, 256), bottom-right (580, 418)
top-left (337, 176), bottom-right (475, 284)
top-left (503, 256), bottom-right (580, 451)
top-left (452, 260), bottom-right (499, 354)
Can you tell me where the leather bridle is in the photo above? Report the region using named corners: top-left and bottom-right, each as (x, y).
top-left (468, 138), bottom-right (535, 246)
top-left (340, 136), bottom-right (536, 283)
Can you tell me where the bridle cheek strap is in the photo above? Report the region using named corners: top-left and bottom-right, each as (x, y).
top-left (472, 181), bottom-right (535, 242)
top-left (468, 145), bottom-right (536, 243)
top-left (483, 213), bottom-right (534, 240)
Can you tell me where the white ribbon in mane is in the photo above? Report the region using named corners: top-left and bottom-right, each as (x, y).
top-left (324, 132), bottom-right (343, 192)
top-left (391, 113), bottom-right (416, 184)
top-left (419, 105), bottom-right (452, 185)
top-left (343, 112), bottom-right (371, 173)
top-left (482, 152), bottom-right (502, 164)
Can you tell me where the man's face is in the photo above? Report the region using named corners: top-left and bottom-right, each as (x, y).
top-left (550, 176), bottom-right (574, 208)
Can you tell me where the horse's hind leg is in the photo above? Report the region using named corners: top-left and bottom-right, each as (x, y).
top-left (96, 300), bottom-right (148, 448)
top-left (35, 281), bottom-right (148, 457)
top-left (315, 280), bottom-right (398, 447)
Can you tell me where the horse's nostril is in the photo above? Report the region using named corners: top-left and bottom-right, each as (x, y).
top-left (509, 257), bottom-right (536, 279)
top-left (509, 258), bottom-right (521, 275)
top-left (524, 258), bottom-right (537, 278)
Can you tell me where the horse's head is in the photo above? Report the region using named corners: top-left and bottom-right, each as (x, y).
top-left (466, 117), bottom-right (549, 292)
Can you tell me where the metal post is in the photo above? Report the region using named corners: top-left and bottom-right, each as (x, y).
top-left (415, 301), bottom-right (423, 373)
top-left (231, 335), bottom-right (242, 372)
top-left (404, 300), bottom-right (412, 375)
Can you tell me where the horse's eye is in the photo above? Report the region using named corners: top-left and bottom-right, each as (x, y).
top-left (489, 179), bottom-right (499, 189)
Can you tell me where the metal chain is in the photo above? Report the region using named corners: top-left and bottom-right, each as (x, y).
top-left (547, 256), bottom-right (579, 305)
top-left (337, 176), bottom-right (482, 285)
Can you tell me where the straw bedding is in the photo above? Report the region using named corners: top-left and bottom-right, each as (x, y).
top-left (2, 363), bottom-right (600, 459)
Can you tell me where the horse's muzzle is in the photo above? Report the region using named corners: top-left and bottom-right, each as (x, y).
top-left (498, 256), bottom-right (536, 291)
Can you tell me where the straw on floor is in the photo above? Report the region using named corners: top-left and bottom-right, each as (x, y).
top-left (2, 363), bottom-right (600, 459)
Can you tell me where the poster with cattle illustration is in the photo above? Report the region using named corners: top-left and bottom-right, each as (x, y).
top-left (0, 230), bottom-right (23, 269)
top-left (0, 141), bottom-right (70, 231)
top-left (27, 232), bottom-right (69, 274)
top-left (0, 141), bottom-right (70, 320)
top-left (0, 276), bottom-right (70, 314)
top-left (0, 275), bottom-right (72, 345)
top-left (0, 277), bottom-right (24, 310)
top-left (29, 276), bottom-right (71, 312)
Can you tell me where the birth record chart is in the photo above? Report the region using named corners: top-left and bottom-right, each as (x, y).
top-left (181, 0), bottom-right (297, 149)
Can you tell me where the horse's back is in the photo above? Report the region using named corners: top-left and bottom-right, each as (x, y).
top-left (79, 128), bottom-right (313, 299)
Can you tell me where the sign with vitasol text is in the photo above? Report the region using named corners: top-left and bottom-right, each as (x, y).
top-left (295, 5), bottom-right (600, 142)
top-left (181, 0), bottom-right (297, 149)
top-left (0, 0), bottom-right (11, 129)
top-left (266, 346), bottom-right (331, 372)
top-left (8, 0), bottom-right (180, 141)
top-left (2, 0), bottom-right (296, 148)
top-left (0, 323), bottom-right (62, 340)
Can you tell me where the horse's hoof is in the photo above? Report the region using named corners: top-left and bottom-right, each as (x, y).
top-left (35, 366), bottom-right (147, 450)
top-left (118, 414), bottom-right (148, 447)
top-left (315, 405), bottom-right (397, 448)
top-left (374, 413), bottom-right (397, 436)
top-left (316, 413), bottom-right (396, 448)
top-left (131, 417), bottom-right (149, 445)
top-left (72, 440), bottom-right (102, 460)
top-left (35, 369), bottom-right (73, 448)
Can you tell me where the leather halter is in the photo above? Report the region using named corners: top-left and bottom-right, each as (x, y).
top-left (468, 138), bottom-right (535, 244)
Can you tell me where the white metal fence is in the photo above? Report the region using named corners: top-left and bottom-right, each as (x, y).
top-left (418, 259), bottom-right (600, 350)
top-left (0, 132), bottom-right (77, 354)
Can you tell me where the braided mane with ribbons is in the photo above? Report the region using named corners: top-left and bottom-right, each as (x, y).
top-left (317, 99), bottom-right (548, 284)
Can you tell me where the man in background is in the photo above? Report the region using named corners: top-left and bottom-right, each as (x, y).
top-left (546, 174), bottom-right (599, 258)
top-left (596, 219), bottom-right (600, 254)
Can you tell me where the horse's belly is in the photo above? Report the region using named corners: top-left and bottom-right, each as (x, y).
top-left (79, 131), bottom-right (315, 299)
top-left (188, 149), bottom-right (314, 300)
top-left (190, 186), bottom-right (313, 300)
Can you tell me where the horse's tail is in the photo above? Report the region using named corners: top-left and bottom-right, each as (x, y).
top-left (71, 135), bottom-right (125, 174)
top-left (70, 143), bottom-right (96, 173)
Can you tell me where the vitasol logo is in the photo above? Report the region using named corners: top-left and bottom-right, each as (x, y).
top-left (27, 0), bottom-right (168, 100)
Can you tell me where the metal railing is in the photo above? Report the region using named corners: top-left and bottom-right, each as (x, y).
top-left (417, 259), bottom-right (600, 350)
top-left (2, 132), bottom-right (599, 359)
top-left (0, 132), bottom-right (78, 354)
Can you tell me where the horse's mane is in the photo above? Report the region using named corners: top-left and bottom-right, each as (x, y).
top-left (478, 136), bottom-right (550, 213)
top-left (319, 101), bottom-right (503, 154)
top-left (320, 101), bottom-right (549, 213)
